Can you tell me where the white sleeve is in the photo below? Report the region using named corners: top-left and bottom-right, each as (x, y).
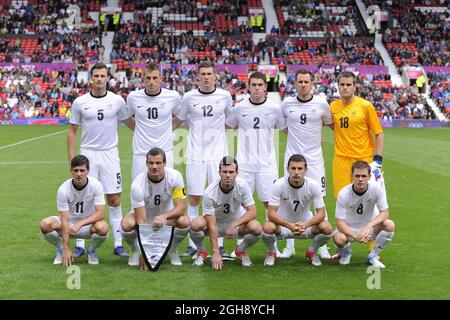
top-left (56, 184), bottom-right (69, 212)
top-left (240, 181), bottom-right (255, 208)
top-left (335, 192), bottom-right (347, 220)
top-left (312, 184), bottom-right (325, 210)
top-left (173, 171), bottom-right (185, 189)
top-left (171, 93), bottom-right (182, 117)
top-left (375, 185), bottom-right (389, 211)
top-left (177, 95), bottom-right (190, 121)
top-left (276, 105), bottom-right (286, 129)
top-left (130, 180), bottom-right (145, 209)
top-left (117, 95), bottom-right (129, 121)
top-left (268, 181), bottom-right (282, 207)
top-left (69, 99), bottom-right (81, 125)
top-left (225, 106), bottom-right (239, 128)
top-left (278, 101), bottom-right (287, 130)
top-left (126, 93), bottom-right (136, 117)
top-left (322, 101), bottom-right (332, 126)
top-left (225, 91), bottom-right (233, 115)
top-left (202, 194), bottom-right (215, 216)
top-left (93, 181), bottom-right (106, 206)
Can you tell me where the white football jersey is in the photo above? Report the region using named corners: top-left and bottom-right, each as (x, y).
top-left (203, 176), bottom-right (255, 223)
top-left (127, 88), bottom-right (181, 155)
top-left (281, 95), bottom-right (332, 165)
top-left (70, 91), bottom-right (129, 150)
top-left (269, 176), bottom-right (325, 222)
top-left (226, 98), bottom-right (284, 173)
top-left (57, 177), bottom-right (105, 224)
top-left (177, 88), bottom-right (232, 161)
top-left (131, 168), bottom-right (185, 221)
top-left (335, 182), bottom-right (389, 229)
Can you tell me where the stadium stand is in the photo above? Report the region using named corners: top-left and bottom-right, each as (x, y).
top-left (0, 0), bottom-right (447, 122)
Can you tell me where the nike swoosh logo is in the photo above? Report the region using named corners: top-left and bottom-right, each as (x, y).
top-left (283, 197), bottom-right (289, 200)
top-left (84, 107), bottom-right (91, 110)
top-left (193, 103), bottom-right (200, 107)
top-left (137, 105), bottom-right (145, 108)
top-left (289, 110), bottom-right (296, 113)
top-left (242, 114), bottom-right (248, 117)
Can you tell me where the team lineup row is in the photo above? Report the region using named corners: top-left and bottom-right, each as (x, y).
top-left (39, 61), bottom-right (395, 270)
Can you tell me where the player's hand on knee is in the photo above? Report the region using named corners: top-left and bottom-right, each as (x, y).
top-left (153, 216), bottom-right (167, 229)
top-left (68, 223), bottom-right (81, 236)
top-left (225, 226), bottom-right (236, 239)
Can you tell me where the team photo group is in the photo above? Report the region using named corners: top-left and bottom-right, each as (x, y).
top-left (39, 61), bottom-right (395, 271)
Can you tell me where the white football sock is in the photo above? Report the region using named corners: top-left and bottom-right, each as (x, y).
top-left (76, 238), bottom-right (85, 249)
top-left (121, 229), bottom-right (138, 252)
top-left (88, 233), bottom-right (108, 251)
top-left (189, 230), bottom-right (207, 252)
top-left (262, 232), bottom-right (277, 253)
top-left (170, 227), bottom-right (189, 252)
top-left (109, 206), bottom-right (123, 248)
top-left (237, 233), bottom-right (260, 252)
top-left (286, 238), bottom-right (295, 250)
top-left (42, 231), bottom-right (63, 252)
top-left (370, 231), bottom-right (394, 257)
top-left (310, 233), bottom-right (332, 253)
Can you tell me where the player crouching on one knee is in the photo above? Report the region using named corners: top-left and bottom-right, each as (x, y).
top-left (189, 156), bottom-right (262, 270)
top-left (262, 154), bottom-right (333, 267)
top-left (120, 148), bottom-right (190, 270)
top-left (40, 155), bottom-right (109, 267)
top-left (332, 161), bottom-right (395, 269)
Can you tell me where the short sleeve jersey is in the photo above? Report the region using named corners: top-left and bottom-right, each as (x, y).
top-left (127, 88), bottom-right (181, 155)
top-left (330, 96), bottom-right (383, 159)
top-left (335, 182), bottom-right (388, 229)
top-left (269, 176), bottom-right (325, 222)
top-left (226, 98), bottom-right (284, 172)
top-left (177, 88), bottom-right (232, 161)
top-left (202, 177), bottom-right (255, 223)
top-left (70, 91), bottom-right (129, 150)
top-left (130, 168), bottom-right (185, 221)
top-left (281, 95), bottom-right (332, 165)
top-left (57, 177), bottom-right (105, 224)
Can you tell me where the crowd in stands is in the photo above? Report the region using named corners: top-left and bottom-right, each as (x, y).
top-left (0, 1), bottom-right (100, 35)
top-left (266, 36), bottom-right (383, 66)
top-left (274, 0), bottom-right (359, 36)
top-left (0, 0), bottom-right (447, 122)
top-left (0, 67), bottom-right (87, 120)
top-left (428, 71), bottom-right (450, 119)
top-left (111, 22), bottom-right (258, 65)
top-left (0, 34), bottom-right (102, 65)
top-left (369, 0), bottom-right (450, 67)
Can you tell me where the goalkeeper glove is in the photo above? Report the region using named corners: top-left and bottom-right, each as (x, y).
top-left (370, 155), bottom-right (382, 180)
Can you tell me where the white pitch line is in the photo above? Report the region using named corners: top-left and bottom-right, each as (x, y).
top-left (0, 130), bottom-right (66, 151)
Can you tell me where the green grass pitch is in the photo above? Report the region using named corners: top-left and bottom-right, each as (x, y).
top-left (0, 125), bottom-right (449, 299)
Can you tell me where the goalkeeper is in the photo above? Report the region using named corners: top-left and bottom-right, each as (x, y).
top-left (330, 72), bottom-right (385, 252)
